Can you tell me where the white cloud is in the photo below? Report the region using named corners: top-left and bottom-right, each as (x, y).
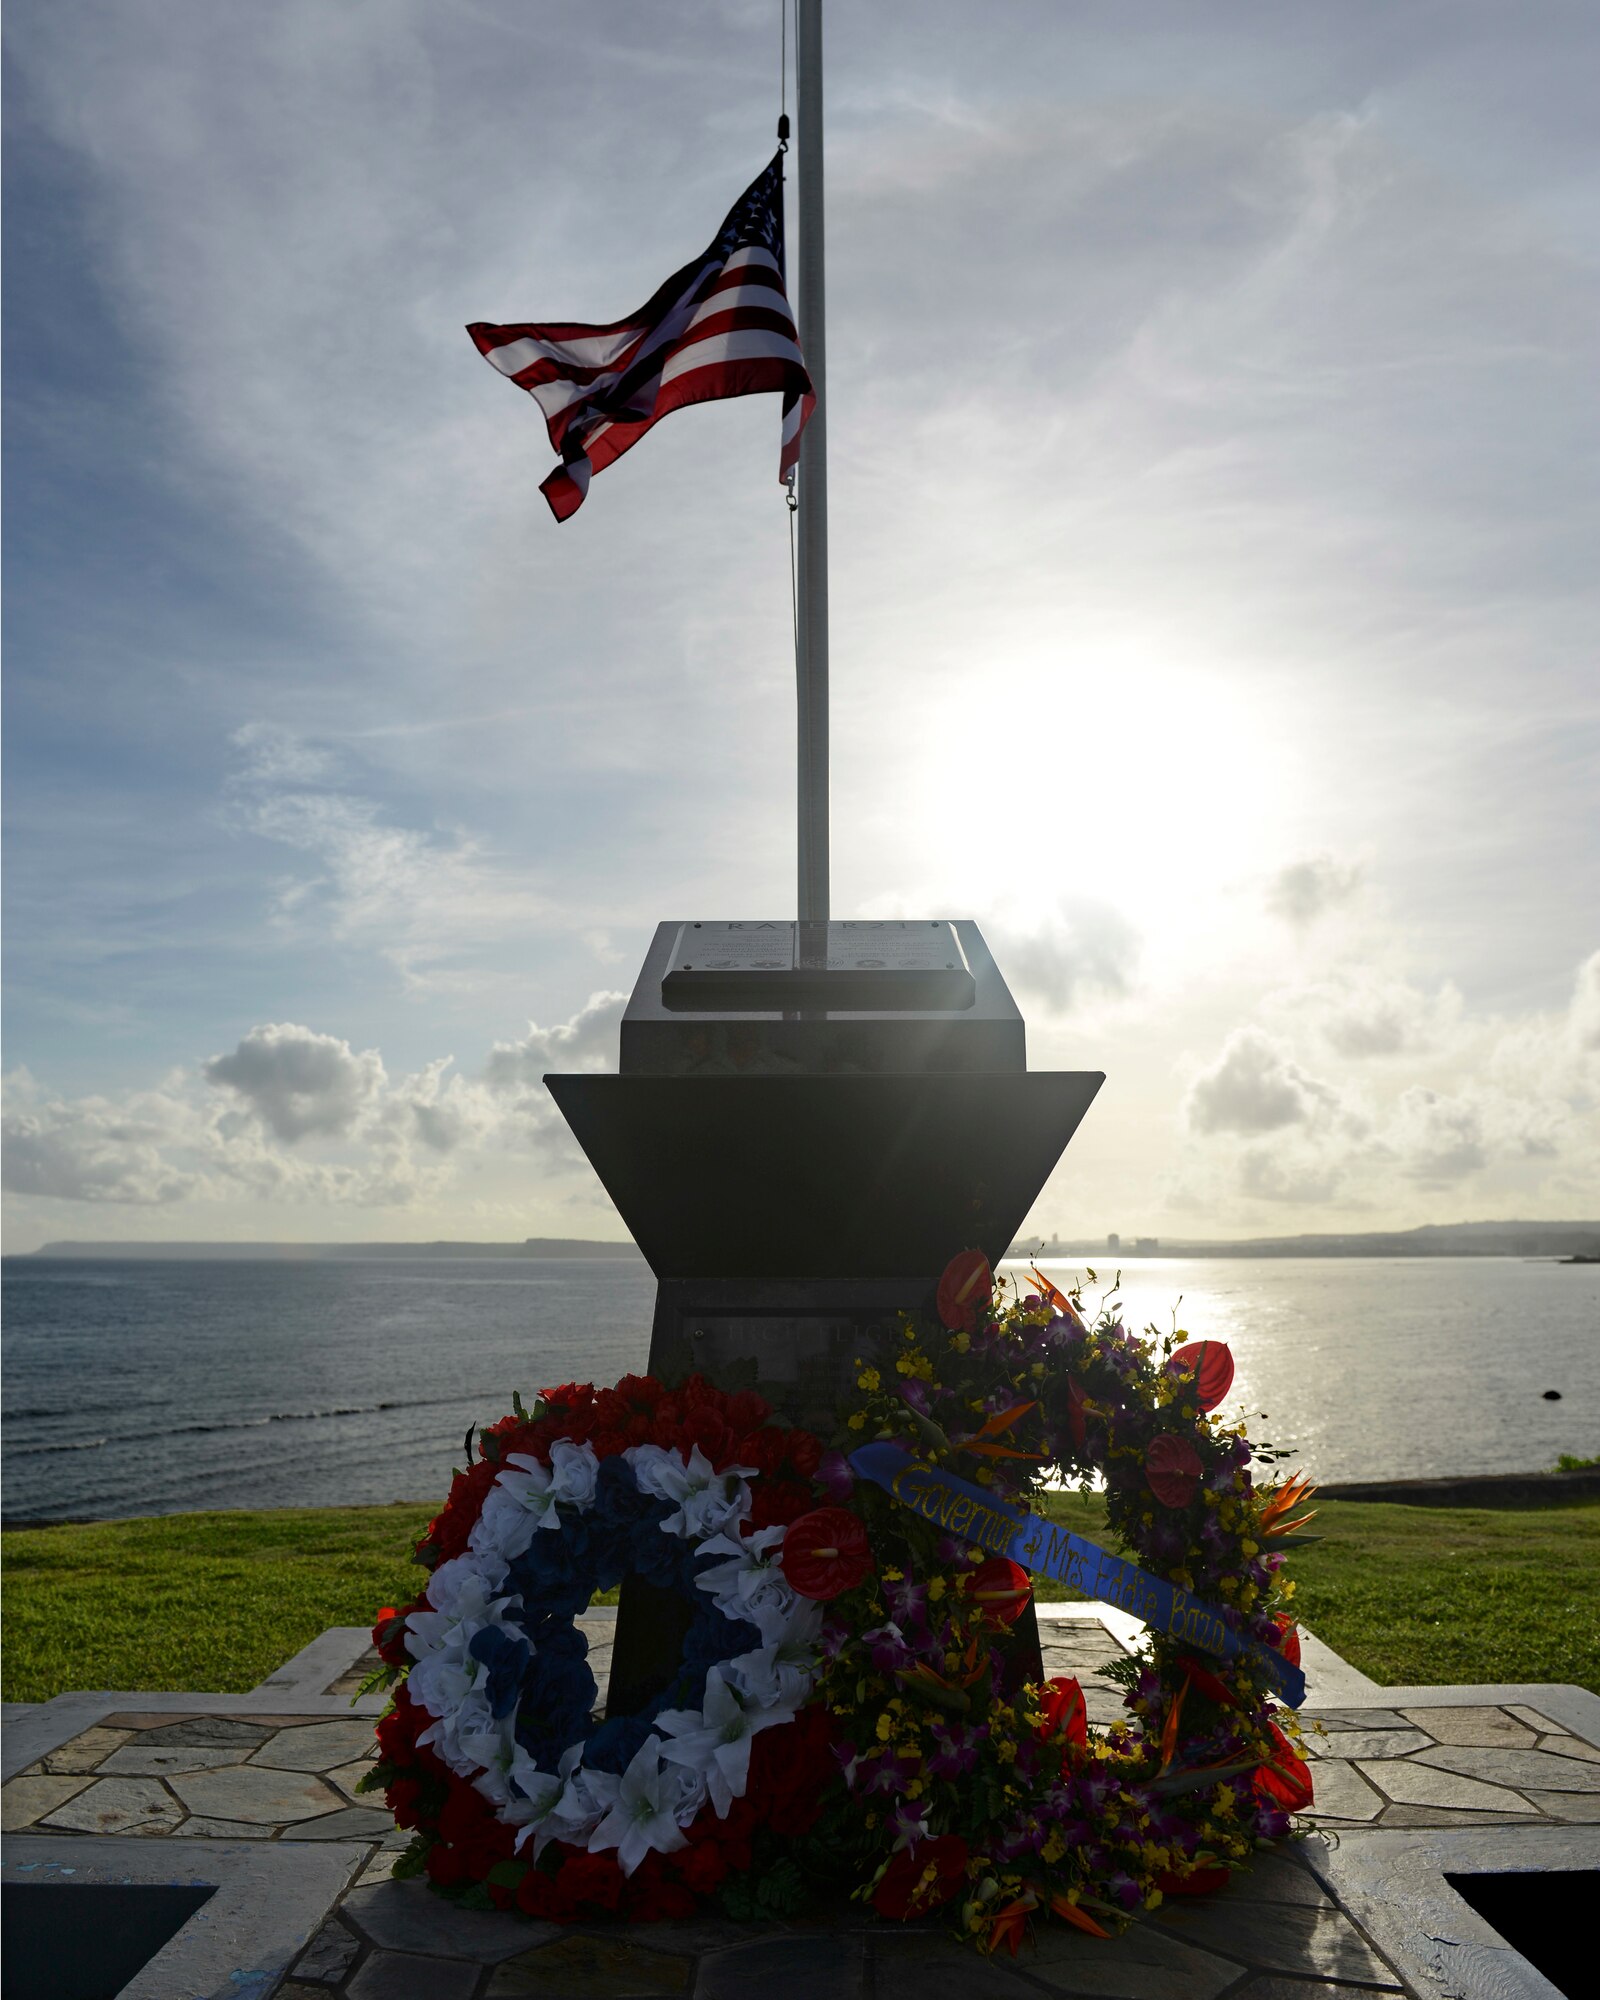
top-left (1569, 949), bottom-right (1600, 1054)
top-left (225, 726), bottom-right (555, 990)
top-left (1273, 970), bottom-right (1464, 1059)
top-left (4, 991), bottom-right (627, 1222)
top-left (2, 1074), bottom-right (198, 1205)
top-left (991, 901), bottom-right (1140, 1013)
top-left (204, 1022), bottom-right (384, 1142)
top-left (1389, 1088), bottom-right (1487, 1186)
top-left (1186, 1028), bottom-right (1338, 1135)
top-left (1264, 853), bottom-right (1363, 930)
top-left (486, 992), bottom-right (627, 1091)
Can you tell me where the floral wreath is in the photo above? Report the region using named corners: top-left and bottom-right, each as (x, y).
top-left (365, 1377), bottom-right (838, 1920)
top-left (366, 1256), bottom-right (1315, 1951)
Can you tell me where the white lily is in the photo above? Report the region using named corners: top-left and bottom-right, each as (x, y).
top-left (405, 1554), bottom-right (510, 1661)
top-left (472, 1440), bottom-right (600, 1560)
top-left (625, 1443), bottom-right (756, 1540)
top-left (587, 1733), bottom-right (694, 1875)
top-left (511, 1744), bottom-right (584, 1855)
top-left (656, 1665), bottom-right (794, 1817)
top-left (724, 1604), bottom-right (822, 1709)
top-left (540, 1759), bottom-right (620, 1855)
top-left (695, 1526), bottom-right (802, 1643)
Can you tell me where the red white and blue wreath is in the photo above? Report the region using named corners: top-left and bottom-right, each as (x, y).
top-left (368, 1380), bottom-right (840, 1920)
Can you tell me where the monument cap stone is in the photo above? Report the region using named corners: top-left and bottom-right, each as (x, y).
top-left (620, 918), bottom-right (1022, 1075)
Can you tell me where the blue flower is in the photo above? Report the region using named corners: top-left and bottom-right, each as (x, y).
top-left (467, 1624), bottom-right (531, 1720)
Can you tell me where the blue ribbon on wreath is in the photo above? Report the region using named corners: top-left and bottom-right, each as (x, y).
top-left (850, 1441), bottom-right (1306, 1707)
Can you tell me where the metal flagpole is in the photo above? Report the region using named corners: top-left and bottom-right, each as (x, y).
top-left (795, 0), bottom-right (829, 925)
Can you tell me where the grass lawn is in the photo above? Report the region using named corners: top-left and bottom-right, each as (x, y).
top-left (4, 1496), bottom-right (1597, 1704)
top-left (1038, 1491), bottom-right (1600, 1691)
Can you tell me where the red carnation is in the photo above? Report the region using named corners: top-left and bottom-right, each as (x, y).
top-left (784, 1427), bottom-right (823, 1479)
top-left (963, 1556), bottom-right (1032, 1626)
top-left (1145, 1433), bottom-right (1204, 1509)
top-left (726, 1388), bottom-right (773, 1432)
top-left (1272, 1615), bottom-right (1302, 1666)
top-left (872, 1835), bottom-right (969, 1919)
top-left (747, 1478), bottom-right (819, 1531)
top-left (937, 1249), bottom-right (992, 1332)
top-left (559, 1851), bottom-right (624, 1912)
top-left (737, 1425), bottom-right (790, 1478)
top-left (779, 1507), bottom-right (875, 1599)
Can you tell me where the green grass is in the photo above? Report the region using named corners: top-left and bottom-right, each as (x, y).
top-left (1036, 1492), bottom-right (1600, 1692)
top-left (4, 1496), bottom-right (1598, 1704)
top-left (1, 1504), bottom-right (431, 1703)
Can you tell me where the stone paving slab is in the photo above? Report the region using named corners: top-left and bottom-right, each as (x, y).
top-left (7, 1616), bottom-right (1599, 1997)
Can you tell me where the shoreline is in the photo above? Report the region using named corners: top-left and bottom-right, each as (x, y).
top-left (7, 1465), bottom-right (1598, 1534)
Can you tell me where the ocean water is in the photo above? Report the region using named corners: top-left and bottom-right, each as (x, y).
top-left (1, 1254), bottom-right (1595, 1523)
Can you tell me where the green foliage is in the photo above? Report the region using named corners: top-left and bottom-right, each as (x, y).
top-left (719, 1853), bottom-right (812, 1921)
top-left (1556, 1453), bottom-right (1600, 1471)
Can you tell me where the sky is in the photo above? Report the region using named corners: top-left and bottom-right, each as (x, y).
top-left (3, 0), bottom-right (1598, 1253)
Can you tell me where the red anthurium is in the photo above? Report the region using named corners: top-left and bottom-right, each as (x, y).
top-left (1168, 1340), bottom-right (1234, 1412)
top-left (778, 1507), bottom-right (875, 1600)
top-left (871, 1835), bottom-right (969, 1919)
top-left (1040, 1675), bottom-right (1088, 1760)
top-left (1145, 1433), bottom-right (1204, 1509)
top-left (963, 1556), bottom-right (1032, 1625)
top-left (1253, 1723), bottom-right (1315, 1813)
top-left (936, 1249), bottom-right (992, 1332)
top-left (1177, 1656), bottom-right (1239, 1709)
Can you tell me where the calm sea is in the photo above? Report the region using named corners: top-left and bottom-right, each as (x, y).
top-left (2, 1255), bottom-right (1595, 1523)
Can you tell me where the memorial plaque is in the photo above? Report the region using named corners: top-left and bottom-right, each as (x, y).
top-left (663, 920), bottom-right (975, 1011)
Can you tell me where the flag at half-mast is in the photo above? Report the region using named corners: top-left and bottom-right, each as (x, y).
top-left (468, 152), bottom-right (814, 522)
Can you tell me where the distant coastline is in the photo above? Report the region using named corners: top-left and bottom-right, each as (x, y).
top-left (1017, 1220), bottom-right (1600, 1261)
top-left (18, 1237), bottom-right (646, 1262)
top-left (15, 1219), bottom-right (1599, 1260)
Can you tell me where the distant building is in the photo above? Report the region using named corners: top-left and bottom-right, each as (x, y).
top-left (1106, 1233), bottom-right (1120, 1252)
top-left (1134, 1237), bottom-right (1160, 1253)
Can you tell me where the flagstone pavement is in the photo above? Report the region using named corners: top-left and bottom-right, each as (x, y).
top-left (4, 1607), bottom-right (1596, 1999)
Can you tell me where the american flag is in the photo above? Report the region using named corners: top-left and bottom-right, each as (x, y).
top-left (468, 153), bottom-right (814, 522)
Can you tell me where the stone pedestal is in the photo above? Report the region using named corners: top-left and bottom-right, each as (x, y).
top-left (545, 919), bottom-right (1103, 1713)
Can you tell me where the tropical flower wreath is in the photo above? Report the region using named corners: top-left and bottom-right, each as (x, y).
top-left (366, 1257), bottom-right (1316, 1951)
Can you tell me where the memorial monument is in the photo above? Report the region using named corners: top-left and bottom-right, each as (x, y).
top-left (546, 917), bottom-right (1103, 1710)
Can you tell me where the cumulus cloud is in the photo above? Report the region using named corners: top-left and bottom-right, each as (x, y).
top-left (1570, 949), bottom-right (1600, 1054)
top-left (2, 1076), bottom-right (198, 1205)
top-left (1389, 1088), bottom-right (1487, 1185)
top-left (1274, 971), bottom-right (1464, 1059)
top-left (1237, 1148), bottom-right (1343, 1206)
top-left (205, 1022), bottom-right (384, 1142)
top-left (991, 902), bottom-right (1140, 1013)
top-left (1186, 1029), bottom-right (1337, 1135)
top-left (486, 992), bottom-right (627, 1091)
top-left (1265, 854), bottom-right (1363, 930)
top-left (4, 989), bottom-right (629, 1221)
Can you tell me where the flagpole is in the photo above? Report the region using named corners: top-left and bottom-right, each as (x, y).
top-left (795, 0), bottom-right (829, 926)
